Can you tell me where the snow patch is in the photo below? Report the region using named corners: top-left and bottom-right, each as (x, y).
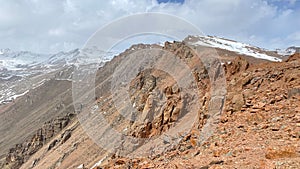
top-left (32, 79), bottom-right (49, 90)
top-left (0, 89), bottom-right (29, 104)
top-left (11, 90), bottom-right (29, 100)
top-left (189, 36), bottom-right (282, 62)
top-left (90, 156), bottom-right (107, 169)
top-left (77, 164), bottom-right (84, 169)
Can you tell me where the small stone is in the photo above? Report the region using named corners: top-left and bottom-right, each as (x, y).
top-left (232, 94), bottom-right (245, 112)
top-left (115, 158), bottom-right (126, 165)
top-left (275, 95), bottom-right (282, 101)
top-left (220, 116), bottom-right (228, 123)
top-left (271, 127), bottom-right (280, 131)
top-left (48, 139), bottom-right (58, 151)
top-left (163, 136), bottom-right (171, 144)
top-left (265, 146), bottom-right (298, 159)
top-left (250, 108), bottom-right (260, 113)
top-left (253, 102), bottom-right (265, 109)
top-left (265, 106), bottom-right (271, 111)
top-left (260, 160), bottom-right (275, 169)
top-left (199, 166), bottom-right (209, 169)
top-left (209, 160), bottom-right (224, 165)
top-left (275, 161), bottom-right (284, 167)
top-left (193, 150), bottom-right (200, 156)
top-left (242, 72), bottom-right (248, 77)
top-left (225, 151), bottom-right (232, 157)
top-left (61, 130), bottom-right (71, 144)
top-left (271, 117), bottom-right (281, 122)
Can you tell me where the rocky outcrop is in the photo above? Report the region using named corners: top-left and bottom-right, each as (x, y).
top-left (127, 70), bottom-right (184, 138)
top-left (286, 53), bottom-right (300, 62)
top-left (2, 113), bottom-right (75, 169)
top-left (98, 46), bottom-right (300, 168)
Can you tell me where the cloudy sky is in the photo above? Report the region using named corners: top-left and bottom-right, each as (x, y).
top-left (0, 0), bottom-right (299, 53)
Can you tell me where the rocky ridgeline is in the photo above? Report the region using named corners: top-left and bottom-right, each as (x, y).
top-left (2, 43), bottom-right (299, 168)
top-left (123, 41), bottom-right (212, 144)
top-left (2, 113), bottom-right (75, 169)
top-left (92, 42), bottom-right (215, 168)
top-left (96, 52), bottom-right (300, 168)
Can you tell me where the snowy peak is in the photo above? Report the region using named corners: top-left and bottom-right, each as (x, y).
top-left (276, 46), bottom-right (300, 56)
top-left (185, 35), bottom-right (282, 62)
top-left (0, 49), bottom-right (50, 70)
top-left (0, 47), bottom-right (113, 71)
top-left (47, 48), bottom-right (80, 65)
top-left (0, 47), bottom-right (113, 105)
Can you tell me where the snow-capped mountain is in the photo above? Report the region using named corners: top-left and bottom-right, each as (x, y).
top-left (0, 47), bottom-right (113, 104)
top-left (0, 47), bottom-right (113, 72)
top-left (185, 35), bottom-right (284, 62)
top-left (0, 49), bottom-right (50, 70)
top-left (276, 46), bottom-right (299, 56)
top-left (46, 47), bottom-right (112, 65)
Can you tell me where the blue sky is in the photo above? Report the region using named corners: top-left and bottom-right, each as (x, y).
top-left (0, 0), bottom-right (299, 53)
top-left (267, 0), bottom-right (300, 9)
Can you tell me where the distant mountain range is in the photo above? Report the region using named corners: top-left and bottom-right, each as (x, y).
top-left (0, 47), bottom-right (113, 104)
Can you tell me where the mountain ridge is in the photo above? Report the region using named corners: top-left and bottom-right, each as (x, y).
top-left (0, 36), bottom-right (299, 169)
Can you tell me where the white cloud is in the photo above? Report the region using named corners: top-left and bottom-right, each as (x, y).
top-left (0, 0), bottom-right (299, 53)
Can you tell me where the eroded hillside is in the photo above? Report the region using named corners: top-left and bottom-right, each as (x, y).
top-left (1, 41), bottom-right (299, 169)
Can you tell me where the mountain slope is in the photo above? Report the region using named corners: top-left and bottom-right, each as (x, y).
top-left (1, 37), bottom-right (299, 169)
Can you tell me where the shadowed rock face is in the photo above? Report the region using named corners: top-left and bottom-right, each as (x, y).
top-left (1, 41), bottom-right (300, 169)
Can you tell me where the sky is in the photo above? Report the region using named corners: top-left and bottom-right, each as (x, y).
top-left (0, 0), bottom-right (299, 53)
